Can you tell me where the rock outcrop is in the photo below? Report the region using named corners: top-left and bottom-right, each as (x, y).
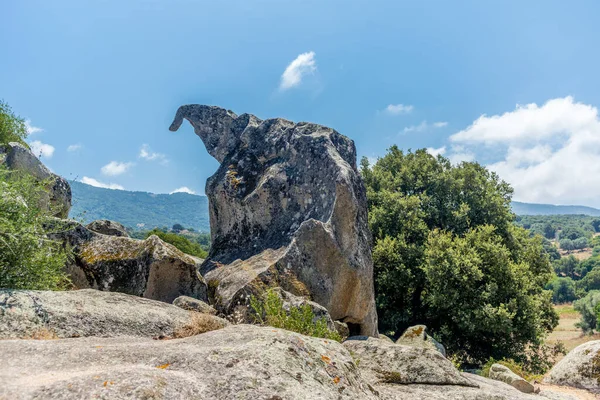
top-left (544, 340), bottom-right (600, 393)
top-left (170, 105), bottom-right (378, 336)
top-left (86, 219), bottom-right (129, 237)
top-left (489, 363), bottom-right (535, 394)
top-left (396, 324), bottom-right (446, 356)
top-left (54, 220), bottom-right (206, 303)
top-left (0, 289), bottom-right (227, 340)
top-left (0, 141), bottom-right (71, 218)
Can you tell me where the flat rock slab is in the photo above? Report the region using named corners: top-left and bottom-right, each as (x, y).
top-left (343, 336), bottom-right (476, 387)
top-left (0, 289), bottom-right (226, 339)
top-left (0, 325), bottom-right (377, 400)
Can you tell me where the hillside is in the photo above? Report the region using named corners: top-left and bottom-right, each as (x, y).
top-left (511, 201), bottom-right (600, 216)
top-left (69, 181), bottom-right (210, 232)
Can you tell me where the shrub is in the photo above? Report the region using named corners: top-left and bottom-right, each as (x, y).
top-left (172, 312), bottom-right (228, 338)
top-left (145, 229), bottom-right (207, 258)
top-left (0, 100), bottom-right (28, 146)
top-left (250, 289), bottom-right (342, 341)
top-left (0, 168), bottom-right (70, 290)
top-left (481, 342), bottom-right (566, 380)
top-left (575, 290), bottom-right (600, 334)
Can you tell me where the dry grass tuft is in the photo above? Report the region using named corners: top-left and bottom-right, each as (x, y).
top-left (173, 312), bottom-right (228, 338)
top-left (23, 327), bottom-right (59, 340)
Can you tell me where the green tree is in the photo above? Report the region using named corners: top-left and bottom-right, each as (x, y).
top-left (145, 229), bottom-right (207, 258)
top-left (574, 291), bottom-right (600, 334)
top-left (172, 223), bottom-right (185, 233)
top-left (362, 147), bottom-right (557, 365)
top-left (546, 277), bottom-right (578, 303)
top-left (0, 100), bottom-right (28, 146)
top-left (0, 168), bottom-right (70, 289)
top-left (578, 267), bottom-right (600, 292)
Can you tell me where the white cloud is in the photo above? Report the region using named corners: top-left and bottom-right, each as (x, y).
top-left (426, 146), bottom-right (446, 157)
top-left (402, 121), bottom-right (448, 134)
top-left (279, 51), bottom-right (317, 90)
top-left (101, 161), bottom-right (133, 176)
top-left (25, 120), bottom-right (43, 135)
top-left (384, 104), bottom-right (414, 115)
top-left (139, 144), bottom-right (168, 165)
top-left (81, 176), bottom-right (124, 190)
top-left (170, 186), bottom-right (196, 195)
top-left (29, 140), bottom-right (55, 158)
top-left (67, 144), bottom-right (82, 152)
top-left (450, 96), bottom-right (600, 206)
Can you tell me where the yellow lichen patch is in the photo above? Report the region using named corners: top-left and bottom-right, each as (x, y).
top-left (156, 363), bottom-right (171, 370)
top-left (333, 376), bottom-right (340, 384)
top-left (80, 237), bottom-right (146, 264)
top-left (321, 355), bottom-right (331, 363)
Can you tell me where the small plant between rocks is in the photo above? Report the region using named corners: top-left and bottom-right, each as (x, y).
top-left (250, 289), bottom-right (342, 342)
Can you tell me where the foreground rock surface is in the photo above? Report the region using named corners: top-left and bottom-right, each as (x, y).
top-left (489, 363), bottom-right (535, 393)
top-left (54, 221), bottom-right (206, 303)
top-left (0, 323), bottom-right (571, 400)
top-left (170, 105), bottom-right (378, 335)
top-left (545, 340), bottom-right (600, 393)
top-left (0, 142), bottom-right (71, 218)
top-left (0, 289), bottom-right (227, 339)
top-left (0, 325), bottom-right (376, 400)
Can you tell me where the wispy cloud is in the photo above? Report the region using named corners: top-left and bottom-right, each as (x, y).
top-left (279, 51), bottom-right (317, 91)
top-left (384, 104), bottom-right (414, 115)
top-left (170, 186), bottom-right (196, 195)
top-left (81, 176), bottom-right (124, 190)
top-left (29, 140), bottom-right (55, 158)
top-left (402, 121), bottom-right (448, 134)
top-left (426, 146), bottom-right (446, 157)
top-left (139, 144), bottom-right (168, 165)
top-left (67, 144), bottom-right (82, 152)
top-left (25, 120), bottom-right (43, 135)
top-left (101, 161), bottom-right (133, 176)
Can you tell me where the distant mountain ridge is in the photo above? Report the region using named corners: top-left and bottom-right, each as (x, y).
top-left (70, 181), bottom-right (600, 230)
top-left (511, 201), bottom-right (600, 216)
top-left (69, 181), bottom-right (210, 232)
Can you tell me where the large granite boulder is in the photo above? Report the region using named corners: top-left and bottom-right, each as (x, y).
top-left (0, 289), bottom-right (228, 340)
top-left (170, 105), bottom-right (378, 336)
top-left (86, 219), bottom-right (129, 237)
top-left (544, 340), bottom-right (600, 393)
top-left (53, 220), bottom-right (207, 303)
top-left (0, 142), bottom-right (71, 218)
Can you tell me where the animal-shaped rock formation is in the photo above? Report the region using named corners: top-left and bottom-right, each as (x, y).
top-left (170, 105), bottom-right (378, 335)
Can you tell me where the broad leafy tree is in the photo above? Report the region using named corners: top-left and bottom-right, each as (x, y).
top-left (361, 147), bottom-right (557, 365)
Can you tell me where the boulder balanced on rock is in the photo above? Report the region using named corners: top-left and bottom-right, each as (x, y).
top-left (170, 105), bottom-right (378, 336)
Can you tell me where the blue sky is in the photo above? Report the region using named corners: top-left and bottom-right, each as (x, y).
top-left (3, 0), bottom-right (600, 206)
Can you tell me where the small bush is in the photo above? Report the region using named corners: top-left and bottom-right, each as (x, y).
top-left (0, 168), bottom-right (70, 290)
top-left (481, 341), bottom-right (566, 380)
top-left (0, 100), bottom-right (28, 146)
top-left (250, 289), bottom-right (342, 341)
top-left (145, 229), bottom-right (208, 258)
